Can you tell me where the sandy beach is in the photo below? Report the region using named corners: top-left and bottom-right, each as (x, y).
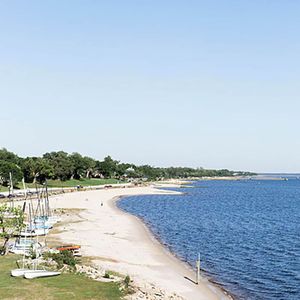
top-left (48, 184), bottom-right (232, 300)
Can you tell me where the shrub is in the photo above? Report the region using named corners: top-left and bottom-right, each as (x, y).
top-left (124, 275), bottom-right (130, 288)
top-left (29, 245), bottom-right (37, 259)
top-left (44, 250), bottom-right (77, 269)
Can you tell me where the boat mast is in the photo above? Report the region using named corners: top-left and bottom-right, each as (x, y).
top-left (9, 172), bottom-right (14, 208)
top-left (22, 178), bottom-right (27, 200)
top-left (45, 180), bottom-right (50, 217)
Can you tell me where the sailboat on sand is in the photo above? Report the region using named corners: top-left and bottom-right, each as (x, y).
top-left (11, 181), bottom-right (60, 278)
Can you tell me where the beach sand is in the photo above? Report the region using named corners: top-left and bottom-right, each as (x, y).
top-left (49, 185), bottom-right (231, 300)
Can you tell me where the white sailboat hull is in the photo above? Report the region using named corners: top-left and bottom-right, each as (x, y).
top-left (10, 249), bottom-right (30, 255)
top-left (24, 270), bottom-right (61, 279)
top-left (20, 228), bottom-right (49, 237)
top-left (9, 241), bottom-right (42, 255)
top-left (11, 269), bottom-right (37, 277)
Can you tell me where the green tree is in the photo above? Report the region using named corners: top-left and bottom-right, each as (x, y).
top-left (69, 152), bottom-right (86, 179)
top-left (21, 157), bottom-right (53, 183)
top-left (0, 160), bottom-right (23, 187)
top-left (82, 156), bottom-right (96, 178)
top-left (69, 153), bottom-right (96, 179)
top-left (43, 151), bottom-right (74, 181)
top-left (0, 204), bottom-right (24, 255)
top-left (0, 148), bottom-right (255, 184)
top-left (136, 165), bottom-right (163, 180)
top-left (116, 163), bottom-right (135, 177)
top-left (0, 148), bottom-right (20, 164)
top-left (97, 156), bottom-right (119, 178)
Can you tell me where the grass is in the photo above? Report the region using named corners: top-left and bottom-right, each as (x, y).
top-left (0, 178), bottom-right (126, 193)
top-left (0, 255), bottom-right (124, 300)
top-left (46, 178), bottom-right (123, 188)
top-left (0, 186), bottom-right (8, 192)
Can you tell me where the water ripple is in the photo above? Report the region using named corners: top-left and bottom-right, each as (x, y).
top-left (118, 180), bottom-right (300, 300)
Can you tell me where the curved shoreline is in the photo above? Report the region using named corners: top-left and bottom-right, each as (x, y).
top-left (115, 195), bottom-right (235, 300)
top-left (49, 185), bottom-right (233, 300)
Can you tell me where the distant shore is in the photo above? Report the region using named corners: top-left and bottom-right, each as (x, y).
top-left (48, 182), bottom-right (232, 300)
top-left (197, 176), bottom-right (289, 181)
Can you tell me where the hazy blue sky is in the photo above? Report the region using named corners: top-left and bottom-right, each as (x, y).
top-left (1, 1), bottom-right (300, 172)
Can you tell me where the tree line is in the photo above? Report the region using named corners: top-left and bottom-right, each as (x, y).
top-left (0, 148), bottom-right (255, 187)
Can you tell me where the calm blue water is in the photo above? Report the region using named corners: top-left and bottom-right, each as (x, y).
top-left (118, 180), bottom-right (300, 300)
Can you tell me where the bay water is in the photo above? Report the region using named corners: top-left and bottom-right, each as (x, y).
top-left (118, 180), bottom-right (300, 299)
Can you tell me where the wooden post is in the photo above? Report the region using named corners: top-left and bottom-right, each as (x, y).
top-left (196, 253), bottom-right (200, 284)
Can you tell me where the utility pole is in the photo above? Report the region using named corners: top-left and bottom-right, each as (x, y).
top-left (196, 253), bottom-right (200, 284)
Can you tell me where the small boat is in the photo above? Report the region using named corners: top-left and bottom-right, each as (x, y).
top-left (31, 223), bottom-right (53, 230)
top-left (56, 245), bottom-right (81, 256)
top-left (35, 215), bottom-right (61, 225)
top-left (24, 270), bottom-right (61, 279)
top-left (20, 228), bottom-right (49, 237)
top-left (11, 269), bottom-right (40, 277)
top-left (25, 219), bottom-right (53, 229)
top-left (9, 238), bottom-right (42, 255)
top-left (56, 245), bottom-right (80, 251)
top-left (11, 232), bottom-right (36, 277)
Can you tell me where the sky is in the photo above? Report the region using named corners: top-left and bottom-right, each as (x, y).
top-left (0, 1), bottom-right (300, 173)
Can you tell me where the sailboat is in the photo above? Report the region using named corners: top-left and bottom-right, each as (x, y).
top-left (11, 268), bottom-right (37, 277)
top-left (24, 270), bottom-right (60, 279)
top-left (23, 231), bottom-right (60, 279)
top-left (9, 237), bottom-right (42, 255)
top-left (20, 183), bottom-right (55, 237)
top-left (12, 229), bottom-right (60, 278)
top-left (12, 181), bottom-right (60, 278)
top-left (11, 233), bottom-right (36, 277)
top-left (10, 240), bottom-right (44, 277)
top-left (20, 203), bottom-right (50, 237)
top-left (31, 181), bottom-right (60, 229)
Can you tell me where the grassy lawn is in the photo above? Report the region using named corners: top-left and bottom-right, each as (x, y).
top-left (0, 186), bottom-right (8, 192)
top-left (46, 178), bottom-right (123, 188)
top-left (0, 178), bottom-right (126, 193)
top-left (0, 255), bottom-right (124, 300)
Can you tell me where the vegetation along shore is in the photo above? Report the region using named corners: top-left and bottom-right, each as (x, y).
top-left (0, 147), bottom-right (243, 299)
top-left (1, 182), bottom-right (233, 300)
top-left (0, 148), bottom-right (254, 193)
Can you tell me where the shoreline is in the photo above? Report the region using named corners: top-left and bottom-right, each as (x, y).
top-left (49, 185), bottom-right (233, 300)
top-left (115, 195), bottom-right (235, 300)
